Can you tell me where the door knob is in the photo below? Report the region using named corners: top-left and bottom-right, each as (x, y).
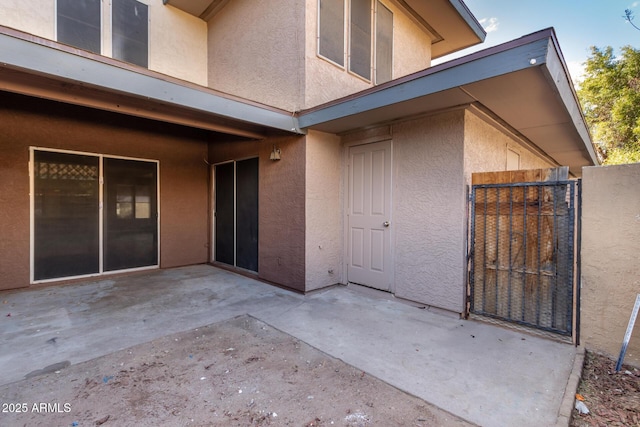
top-left (383, 221), bottom-right (390, 227)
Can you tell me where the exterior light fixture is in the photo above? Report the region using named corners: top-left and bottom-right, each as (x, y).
top-left (270, 145), bottom-right (281, 161)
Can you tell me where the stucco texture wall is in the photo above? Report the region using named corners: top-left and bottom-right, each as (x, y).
top-left (304, 0), bottom-right (432, 109)
top-left (391, 111), bottom-right (467, 313)
top-left (463, 111), bottom-right (555, 184)
top-left (209, 135), bottom-right (307, 292)
top-left (0, 0), bottom-right (54, 39)
top-left (0, 92), bottom-right (210, 290)
top-left (581, 164), bottom-right (640, 367)
top-left (305, 130), bottom-right (343, 291)
top-left (207, 0), bottom-right (305, 111)
top-left (390, 3), bottom-right (432, 77)
top-left (149, 3), bottom-right (208, 85)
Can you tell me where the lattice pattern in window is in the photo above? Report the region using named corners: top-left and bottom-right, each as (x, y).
top-left (35, 162), bottom-right (99, 181)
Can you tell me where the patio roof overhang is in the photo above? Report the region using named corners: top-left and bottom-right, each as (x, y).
top-left (297, 28), bottom-right (599, 177)
top-left (0, 26), bottom-right (301, 140)
top-left (0, 25), bottom-right (597, 177)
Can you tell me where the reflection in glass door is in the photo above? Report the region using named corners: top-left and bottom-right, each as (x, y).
top-left (104, 158), bottom-right (158, 271)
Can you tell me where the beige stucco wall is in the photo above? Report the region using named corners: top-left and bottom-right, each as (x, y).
top-left (305, 130), bottom-right (343, 291)
top-left (463, 111), bottom-right (555, 182)
top-left (207, 0), bottom-right (305, 111)
top-left (205, 0), bottom-right (433, 110)
top-left (326, 110), bottom-right (557, 313)
top-left (304, 0), bottom-right (432, 108)
top-left (581, 164), bottom-right (640, 367)
top-left (149, 3), bottom-right (208, 85)
top-left (391, 4), bottom-right (432, 77)
top-left (303, 0), bottom-right (369, 108)
top-left (0, 0), bottom-right (54, 39)
top-left (339, 110), bottom-right (540, 313)
top-left (391, 111), bottom-right (467, 313)
top-left (0, 0), bottom-right (208, 86)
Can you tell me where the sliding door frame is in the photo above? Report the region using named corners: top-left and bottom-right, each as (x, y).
top-left (29, 147), bottom-right (160, 284)
top-left (211, 157), bottom-right (259, 273)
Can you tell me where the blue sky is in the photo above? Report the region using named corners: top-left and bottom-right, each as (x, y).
top-left (434, 0), bottom-right (640, 83)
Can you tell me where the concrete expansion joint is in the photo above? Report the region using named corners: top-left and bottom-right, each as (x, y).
top-left (258, 299), bottom-right (307, 320)
top-left (555, 345), bottom-right (585, 427)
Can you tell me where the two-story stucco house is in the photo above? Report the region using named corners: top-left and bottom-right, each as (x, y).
top-left (0, 0), bottom-right (597, 315)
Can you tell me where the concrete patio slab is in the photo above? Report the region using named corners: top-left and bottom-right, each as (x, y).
top-left (0, 265), bottom-right (578, 426)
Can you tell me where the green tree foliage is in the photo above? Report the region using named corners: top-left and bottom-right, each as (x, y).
top-left (578, 45), bottom-right (640, 164)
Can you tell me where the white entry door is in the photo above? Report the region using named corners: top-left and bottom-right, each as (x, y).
top-left (347, 140), bottom-right (392, 291)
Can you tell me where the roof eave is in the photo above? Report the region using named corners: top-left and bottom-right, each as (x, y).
top-left (0, 26), bottom-right (302, 138)
top-left (438, 0), bottom-right (487, 55)
top-left (299, 28), bottom-right (598, 176)
top-left (450, 0), bottom-right (486, 40)
top-left (416, 0), bottom-right (486, 59)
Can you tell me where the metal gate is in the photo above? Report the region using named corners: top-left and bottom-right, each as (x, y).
top-left (469, 180), bottom-right (580, 337)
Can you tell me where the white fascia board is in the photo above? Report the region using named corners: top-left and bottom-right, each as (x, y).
top-left (0, 32), bottom-right (302, 134)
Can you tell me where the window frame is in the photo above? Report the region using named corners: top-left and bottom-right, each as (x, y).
top-left (374, 0), bottom-right (393, 84)
top-left (55, 0), bottom-right (103, 55)
top-left (318, 0), bottom-right (346, 68)
top-left (55, 0), bottom-right (150, 68)
top-left (29, 147), bottom-right (160, 284)
top-left (111, 0), bottom-right (149, 68)
top-left (317, 0), bottom-right (393, 84)
top-left (348, 0), bottom-right (373, 81)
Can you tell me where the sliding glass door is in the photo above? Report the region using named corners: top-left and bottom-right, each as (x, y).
top-left (214, 158), bottom-right (258, 272)
top-left (33, 151), bottom-right (100, 280)
top-left (31, 149), bottom-right (158, 282)
top-left (104, 158), bottom-right (158, 271)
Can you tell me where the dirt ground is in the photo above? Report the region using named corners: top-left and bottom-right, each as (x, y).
top-left (0, 315), bottom-right (473, 427)
top-left (571, 351), bottom-right (640, 427)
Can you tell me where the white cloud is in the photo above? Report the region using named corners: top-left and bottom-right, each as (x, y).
top-left (567, 60), bottom-right (586, 86)
top-left (479, 17), bottom-right (499, 33)
top-left (632, 2), bottom-right (639, 8)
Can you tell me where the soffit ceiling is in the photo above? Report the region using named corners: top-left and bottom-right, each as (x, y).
top-left (400, 0), bottom-right (485, 58)
top-left (162, 0), bottom-right (229, 21)
top-left (298, 29), bottom-right (598, 177)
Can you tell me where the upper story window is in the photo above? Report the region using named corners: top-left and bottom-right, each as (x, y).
top-left (56, 0), bottom-right (101, 55)
top-left (319, 0), bottom-right (345, 67)
top-left (318, 0), bottom-right (393, 84)
top-left (350, 0), bottom-right (371, 80)
top-left (112, 0), bottom-right (148, 68)
top-left (375, 2), bottom-right (392, 84)
top-left (56, 0), bottom-right (148, 68)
